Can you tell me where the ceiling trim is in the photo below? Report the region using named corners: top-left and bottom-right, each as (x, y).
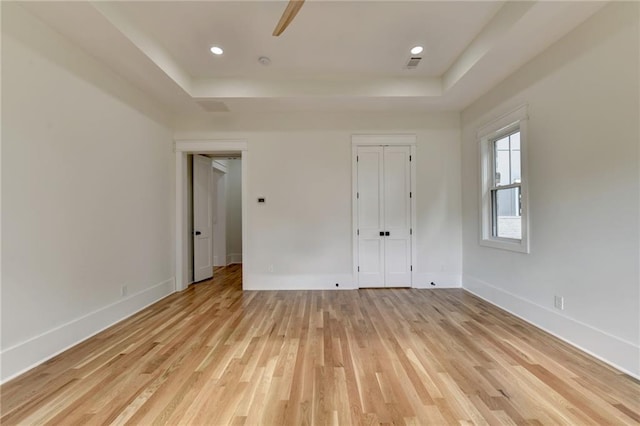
top-left (90, 1), bottom-right (192, 94)
top-left (22, 1), bottom-right (606, 113)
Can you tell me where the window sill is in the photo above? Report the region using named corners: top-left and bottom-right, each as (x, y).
top-left (479, 237), bottom-right (529, 254)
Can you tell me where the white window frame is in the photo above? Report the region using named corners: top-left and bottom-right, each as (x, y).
top-left (478, 105), bottom-right (530, 253)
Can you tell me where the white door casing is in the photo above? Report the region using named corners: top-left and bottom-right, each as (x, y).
top-left (175, 139), bottom-right (248, 292)
top-left (193, 155), bottom-right (214, 282)
top-left (352, 135), bottom-right (416, 288)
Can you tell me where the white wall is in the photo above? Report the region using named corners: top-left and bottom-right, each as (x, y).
top-left (460, 3), bottom-right (639, 377)
top-left (174, 112), bottom-right (463, 290)
top-left (225, 159), bottom-right (243, 264)
top-left (1, 4), bottom-right (176, 382)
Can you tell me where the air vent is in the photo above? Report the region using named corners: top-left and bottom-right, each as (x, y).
top-left (405, 56), bottom-right (422, 69)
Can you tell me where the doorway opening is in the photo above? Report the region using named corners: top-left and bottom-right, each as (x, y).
top-left (175, 140), bottom-right (248, 291)
top-left (187, 154), bottom-right (243, 284)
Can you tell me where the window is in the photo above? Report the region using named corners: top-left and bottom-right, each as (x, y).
top-left (478, 105), bottom-right (529, 253)
top-left (492, 131), bottom-right (522, 239)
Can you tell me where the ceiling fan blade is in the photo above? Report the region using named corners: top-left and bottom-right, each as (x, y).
top-left (273, 0), bottom-right (305, 36)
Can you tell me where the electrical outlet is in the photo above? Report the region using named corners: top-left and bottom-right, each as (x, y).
top-left (121, 285), bottom-right (128, 297)
top-left (554, 295), bottom-right (564, 310)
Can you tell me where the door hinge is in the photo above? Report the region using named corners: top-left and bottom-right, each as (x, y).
top-left (357, 192), bottom-right (359, 199)
top-left (409, 155), bottom-right (412, 162)
top-left (358, 266), bottom-right (360, 272)
top-left (357, 229), bottom-right (360, 235)
top-left (410, 192), bottom-right (412, 198)
top-left (411, 265), bottom-right (413, 271)
top-left (357, 155), bottom-right (359, 162)
top-left (410, 228), bottom-right (412, 235)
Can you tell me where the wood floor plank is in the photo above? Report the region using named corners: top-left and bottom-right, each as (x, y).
top-left (1, 264), bottom-right (639, 425)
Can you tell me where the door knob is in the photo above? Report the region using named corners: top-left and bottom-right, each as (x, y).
top-left (195, 231), bottom-right (202, 236)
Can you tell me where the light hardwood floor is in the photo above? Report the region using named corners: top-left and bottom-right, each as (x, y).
top-left (1, 265), bottom-right (639, 425)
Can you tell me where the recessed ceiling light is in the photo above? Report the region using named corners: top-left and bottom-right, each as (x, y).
top-left (410, 46), bottom-right (424, 55)
top-left (210, 46), bottom-right (224, 55)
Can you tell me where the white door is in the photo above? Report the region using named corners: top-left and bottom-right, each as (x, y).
top-left (356, 145), bottom-right (412, 288)
top-left (382, 146), bottom-right (412, 287)
top-left (357, 147), bottom-right (385, 287)
top-left (193, 155), bottom-right (214, 282)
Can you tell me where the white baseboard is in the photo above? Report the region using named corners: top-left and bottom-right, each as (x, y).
top-left (0, 277), bottom-right (176, 384)
top-left (244, 273), bottom-right (462, 291)
top-left (245, 273), bottom-right (356, 290)
top-left (463, 274), bottom-right (640, 380)
top-left (413, 273), bottom-right (462, 289)
top-left (226, 253), bottom-right (242, 265)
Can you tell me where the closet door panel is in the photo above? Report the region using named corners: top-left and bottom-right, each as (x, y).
top-left (383, 146), bottom-right (412, 287)
top-left (357, 146), bottom-right (385, 287)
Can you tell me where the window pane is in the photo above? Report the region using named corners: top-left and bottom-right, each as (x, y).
top-left (495, 150), bottom-right (510, 186)
top-left (494, 137), bottom-right (510, 186)
top-left (511, 150), bottom-right (521, 183)
top-left (510, 132), bottom-right (521, 183)
top-left (510, 132), bottom-right (520, 149)
top-left (495, 136), bottom-right (509, 150)
top-left (492, 187), bottom-right (522, 239)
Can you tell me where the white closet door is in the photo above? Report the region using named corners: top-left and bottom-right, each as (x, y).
top-left (357, 146), bottom-right (385, 287)
top-left (383, 146), bottom-right (412, 287)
